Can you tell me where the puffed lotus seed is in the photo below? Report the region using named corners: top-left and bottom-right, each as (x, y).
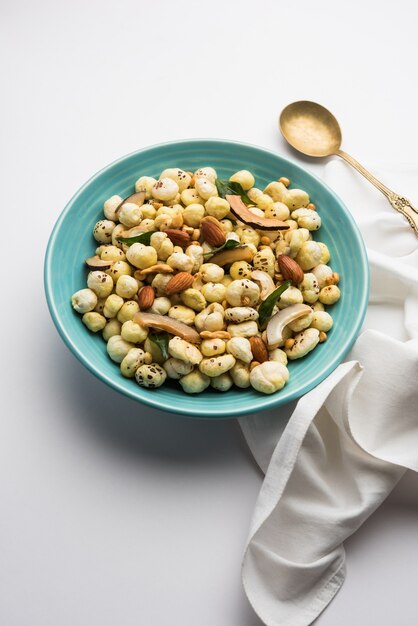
top-left (300, 273), bottom-right (320, 304)
top-left (224, 307), bottom-right (259, 324)
top-left (226, 280), bottom-right (260, 307)
top-left (179, 369), bottom-right (210, 393)
top-left (163, 358), bottom-right (194, 380)
top-left (255, 193), bottom-right (274, 210)
top-left (253, 248), bottom-right (276, 277)
top-left (74, 163), bottom-right (340, 396)
top-left (82, 312), bottom-right (107, 332)
top-left (166, 251), bottom-right (194, 273)
top-left (194, 177), bottom-right (217, 200)
top-left (250, 361), bottom-right (289, 394)
top-left (310, 311), bottom-right (333, 332)
top-left (201, 282), bottom-right (226, 304)
top-left (71, 288), bottom-right (98, 314)
top-left (100, 245), bottom-right (125, 262)
top-left (135, 363), bottom-right (167, 388)
top-left (93, 220), bottom-right (115, 244)
top-left (312, 264), bottom-right (333, 288)
top-left (200, 338), bottom-right (226, 357)
top-left (269, 348), bottom-right (288, 365)
top-left (160, 168), bottom-right (191, 192)
top-left (107, 335), bottom-right (135, 363)
top-left (115, 275), bottom-right (139, 299)
top-left (168, 305), bottom-right (196, 326)
top-left (180, 289), bottom-right (207, 312)
top-left (87, 271), bottom-right (114, 299)
top-left (265, 202), bottom-right (290, 221)
top-left (121, 320), bottom-right (148, 344)
top-left (227, 321), bottom-right (259, 338)
top-left (200, 263), bottom-right (225, 283)
top-left (93, 297), bottom-right (107, 314)
top-left (126, 243), bottom-right (158, 270)
top-left (195, 305), bottom-right (225, 332)
top-left (186, 244), bottom-right (204, 273)
top-left (168, 336), bottom-right (202, 365)
top-left (205, 196), bottom-right (231, 220)
top-left (102, 319), bottom-right (122, 341)
top-left (295, 241), bottom-right (322, 271)
top-left (151, 273), bottom-right (173, 297)
top-left (291, 208), bottom-right (321, 231)
top-left (226, 337), bottom-right (253, 364)
top-left (148, 296), bottom-right (171, 315)
top-left (106, 260), bottom-right (133, 283)
top-left (229, 261), bottom-right (253, 281)
top-left (319, 285), bottom-right (341, 305)
top-left (318, 242), bottom-right (331, 264)
top-left (182, 203), bottom-right (205, 227)
top-left (152, 177), bottom-right (179, 201)
top-left (118, 202), bottom-right (143, 228)
top-left (282, 188), bottom-right (310, 210)
top-left (278, 286), bottom-right (303, 308)
top-left (285, 328), bottom-right (320, 360)
top-left (263, 181), bottom-right (287, 202)
top-left (120, 348), bottom-right (146, 378)
top-left (117, 301), bottom-right (140, 323)
top-left (236, 226), bottom-right (260, 248)
top-left (230, 361), bottom-right (251, 388)
top-left (220, 220), bottom-right (234, 234)
top-left (194, 167), bottom-right (217, 183)
top-left (210, 373), bottom-right (233, 392)
top-left (103, 195), bottom-right (123, 221)
top-left (229, 170), bottom-right (255, 191)
top-left (180, 188), bottom-right (205, 206)
top-left (199, 354), bottom-right (236, 377)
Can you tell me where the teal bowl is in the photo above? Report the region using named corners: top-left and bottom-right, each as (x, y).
top-left (44, 139), bottom-right (369, 418)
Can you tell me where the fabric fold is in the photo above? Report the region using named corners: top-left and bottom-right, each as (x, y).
top-left (240, 161), bottom-right (418, 626)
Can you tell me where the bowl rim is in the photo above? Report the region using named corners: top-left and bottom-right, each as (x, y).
top-left (44, 138), bottom-right (369, 418)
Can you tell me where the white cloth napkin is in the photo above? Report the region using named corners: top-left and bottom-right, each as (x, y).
top-left (239, 161), bottom-right (418, 626)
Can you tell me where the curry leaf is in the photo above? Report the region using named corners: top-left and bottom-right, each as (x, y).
top-left (215, 179), bottom-right (253, 205)
top-left (117, 230), bottom-right (157, 246)
top-left (203, 238), bottom-right (241, 258)
top-left (258, 280), bottom-right (292, 329)
top-left (148, 331), bottom-right (170, 360)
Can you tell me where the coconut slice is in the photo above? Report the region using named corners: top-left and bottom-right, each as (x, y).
top-left (133, 312), bottom-right (201, 343)
top-left (266, 303), bottom-right (312, 349)
top-left (85, 255), bottom-right (113, 270)
top-left (210, 245), bottom-right (254, 267)
top-left (119, 225), bottom-right (149, 238)
top-left (251, 270), bottom-right (276, 300)
top-left (226, 195), bottom-right (290, 231)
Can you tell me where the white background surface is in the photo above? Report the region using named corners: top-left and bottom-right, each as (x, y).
top-left (2, 0), bottom-right (418, 624)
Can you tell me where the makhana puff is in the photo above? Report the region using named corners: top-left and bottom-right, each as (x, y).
top-left (71, 166), bottom-right (340, 394)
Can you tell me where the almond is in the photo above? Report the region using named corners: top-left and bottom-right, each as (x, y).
top-left (165, 272), bottom-right (194, 295)
top-left (165, 229), bottom-right (190, 247)
top-left (201, 216), bottom-right (226, 247)
top-left (137, 285), bottom-right (155, 310)
top-left (277, 255), bottom-right (304, 284)
top-left (249, 336), bottom-right (269, 363)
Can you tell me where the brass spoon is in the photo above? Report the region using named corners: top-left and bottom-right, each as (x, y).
top-left (279, 100), bottom-right (418, 236)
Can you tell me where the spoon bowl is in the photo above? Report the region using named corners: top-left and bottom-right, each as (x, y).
top-left (279, 100), bottom-right (418, 235)
top-left (279, 100), bottom-right (342, 157)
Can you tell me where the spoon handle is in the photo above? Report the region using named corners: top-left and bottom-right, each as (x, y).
top-left (336, 149), bottom-right (418, 237)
